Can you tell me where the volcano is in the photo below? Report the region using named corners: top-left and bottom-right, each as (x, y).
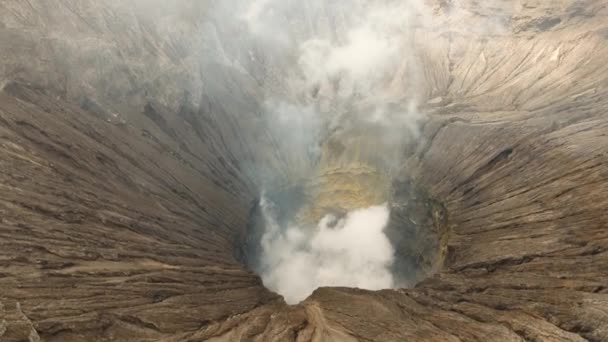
top-left (1, 1), bottom-right (607, 341)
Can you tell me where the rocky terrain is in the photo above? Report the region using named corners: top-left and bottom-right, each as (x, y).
top-left (1, 0), bottom-right (608, 341)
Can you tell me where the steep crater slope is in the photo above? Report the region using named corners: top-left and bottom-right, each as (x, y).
top-left (1, 0), bottom-right (608, 341)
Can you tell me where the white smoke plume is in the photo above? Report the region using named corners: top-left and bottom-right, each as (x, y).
top-left (234, 0), bottom-right (431, 303)
top-left (236, 0), bottom-right (430, 186)
top-left (244, 0), bottom-right (429, 117)
top-left (259, 196), bottom-right (394, 304)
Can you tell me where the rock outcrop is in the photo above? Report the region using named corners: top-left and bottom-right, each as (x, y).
top-left (1, 0), bottom-right (607, 341)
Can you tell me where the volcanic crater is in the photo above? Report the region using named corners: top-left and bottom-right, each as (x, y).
top-left (1, 1), bottom-right (608, 341)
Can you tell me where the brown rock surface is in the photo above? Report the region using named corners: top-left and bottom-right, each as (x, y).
top-left (1, 0), bottom-right (608, 341)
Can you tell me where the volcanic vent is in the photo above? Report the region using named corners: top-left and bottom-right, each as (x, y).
top-left (237, 157), bottom-right (449, 304)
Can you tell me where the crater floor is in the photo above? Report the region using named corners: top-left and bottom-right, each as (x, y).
top-left (1, 1), bottom-right (608, 341)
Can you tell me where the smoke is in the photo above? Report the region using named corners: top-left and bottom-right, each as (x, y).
top-left (259, 196), bottom-right (394, 304)
top-left (230, 0), bottom-right (432, 302)
top-left (235, 0), bottom-right (429, 185)
top-left (209, 0), bottom-right (436, 303)
top-left (245, 0), bottom-right (427, 110)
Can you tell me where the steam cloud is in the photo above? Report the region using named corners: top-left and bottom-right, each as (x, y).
top-left (235, 0), bottom-right (430, 303)
top-left (259, 197), bottom-right (394, 304)
top-left (237, 0), bottom-right (428, 185)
